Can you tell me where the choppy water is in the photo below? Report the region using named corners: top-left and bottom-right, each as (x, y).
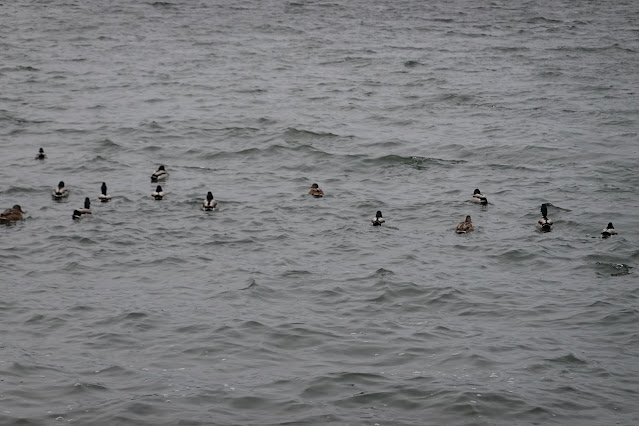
top-left (1, 0), bottom-right (638, 424)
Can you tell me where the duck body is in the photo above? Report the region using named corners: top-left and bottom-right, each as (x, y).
top-left (309, 183), bottom-right (324, 198)
top-left (371, 211), bottom-right (385, 226)
top-left (201, 191), bottom-right (218, 211)
top-left (536, 204), bottom-right (552, 232)
top-left (600, 222), bottom-right (617, 239)
top-left (52, 181), bottom-right (69, 199)
top-left (35, 148), bottom-right (47, 160)
top-left (537, 218), bottom-right (553, 232)
top-left (455, 215), bottom-right (474, 233)
top-left (152, 185), bottom-right (164, 200)
top-left (98, 182), bottom-right (111, 202)
top-left (151, 165), bottom-right (168, 182)
top-left (0, 205), bottom-right (24, 223)
top-left (470, 189), bottom-right (488, 205)
top-left (75, 197), bottom-right (92, 217)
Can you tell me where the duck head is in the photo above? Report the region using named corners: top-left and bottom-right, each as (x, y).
top-left (84, 197), bottom-right (91, 209)
top-left (157, 165), bottom-right (165, 172)
top-left (540, 204), bottom-right (548, 218)
top-left (58, 181), bottom-right (65, 189)
top-left (607, 222), bottom-right (614, 229)
top-left (376, 211), bottom-right (383, 219)
top-left (473, 188), bottom-right (481, 195)
top-left (12, 205), bottom-right (23, 213)
top-left (101, 182), bottom-right (107, 195)
top-left (156, 185), bottom-right (163, 193)
top-left (207, 191), bottom-right (214, 201)
top-left (465, 215), bottom-right (472, 224)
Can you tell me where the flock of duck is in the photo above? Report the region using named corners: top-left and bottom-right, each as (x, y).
top-left (0, 148), bottom-right (620, 239)
top-left (368, 183), bottom-right (617, 238)
top-left (0, 150), bottom-right (220, 225)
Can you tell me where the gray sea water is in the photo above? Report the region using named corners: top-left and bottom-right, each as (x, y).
top-left (1, 0), bottom-right (638, 424)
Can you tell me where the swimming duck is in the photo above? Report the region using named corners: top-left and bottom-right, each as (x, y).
top-left (52, 181), bottom-right (69, 199)
top-left (455, 215), bottom-right (474, 233)
top-left (309, 183), bottom-right (324, 198)
top-left (537, 204), bottom-right (552, 232)
top-left (152, 185), bottom-right (164, 200)
top-left (471, 188), bottom-right (488, 205)
top-left (35, 148), bottom-right (47, 160)
top-left (98, 182), bottom-right (112, 202)
top-left (371, 211), bottom-right (385, 226)
top-left (0, 205), bottom-right (24, 223)
top-left (151, 165), bottom-right (168, 182)
top-left (201, 191), bottom-right (218, 211)
top-left (600, 222), bottom-right (617, 239)
top-left (79, 197), bottom-right (92, 214)
top-left (72, 198), bottom-right (92, 220)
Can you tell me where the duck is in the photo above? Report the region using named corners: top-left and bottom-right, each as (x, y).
top-left (309, 183), bottom-right (324, 198)
top-left (35, 148), bottom-right (47, 160)
top-left (600, 222), bottom-right (617, 239)
top-left (471, 188), bottom-right (488, 205)
top-left (151, 165), bottom-right (168, 182)
top-left (537, 204), bottom-right (553, 232)
top-left (0, 205), bottom-right (24, 224)
top-left (152, 185), bottom-right (164, 200)
top-left (371, 210), bottom-right (385, 226)
top-left (98, 182), bottom-right (112, 202)
top-left (455, 215), bottom-right (474, 233)
top-left (52, 181), bottom-right (69, 199)
top-left (78, 197), bottom-right (92, 214)
top-left (72, 198), bottom-right (92, 220)
top-left (201, 191), bottom-right (218, 211)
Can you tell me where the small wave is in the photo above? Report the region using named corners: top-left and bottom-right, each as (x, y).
top-left (11, 65), bottom-right (40, 72)
top-left (201, 143), bottom-right (331, 161)
top-left (85, 332), bottom-right (139, 349)
top-left (545, 352), bottom-right (588, 365)
top-left (550, 44), bottom-right (636, 54)
top-left (149, 1), bottom-right (177, 7)
top-left (280, 269), bottom-right (312, 277)
top-left (69, 381), bottom-right (109, 394)
top-left (96, 138), bottom-right (121, 149)
top-left (425, 287), bottom-right (464, 307)
top-left (489, 46), bottom-right (531, 53)
top-left (527, 16), bottom-right (563, 24)
top-left (371, 267), bottom-right (394, 278)
top-left (283, 127), bottom-right (342, 139)
top-left (90, 365), bottom-right (129, 376)
top-left (241, 279), bottom-right (258, 290)
top-left (362, 154), bottom-right (464, 169)
top-left (370, 281), bottom-right (425, 303)
top-left (54, 127), bottom-right (90, 135)
top-left (601, 308), bottom-right (637, 325)
top-left (1, 186), bottom-right (40, 195)
top-left (138, 120), bottom-right (164, 131)
top-left (594, 262), bottom-right (632, 277)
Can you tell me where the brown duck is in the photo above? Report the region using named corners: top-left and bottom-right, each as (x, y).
top-left (0, 205), bottom-right (24, 224)
top-left (455, 215), bottom-right (474, 234)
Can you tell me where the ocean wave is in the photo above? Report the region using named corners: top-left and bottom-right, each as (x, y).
top-left (359, 154), bottom-right (464, 170)
top-left (590, 261), bottom-right (632, 277)
top-left (549, 44), bottom-right (636, 54)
